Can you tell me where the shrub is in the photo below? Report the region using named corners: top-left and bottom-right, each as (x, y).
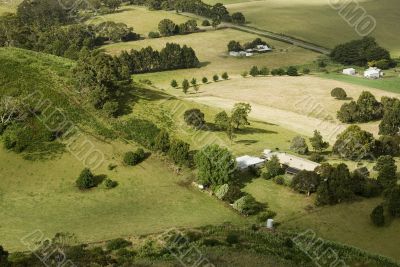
top-left (225, 233), bottom-right (240, 245)
top-left (201, 19), bottom-right (210, 26)
top-left (76, 168), bottom-right (95, 190)
top-left (256, 210), bottom-right (277, 223)
top-left (303, 68), bottom-right (310, 74)
top-left (213, 74), bottom-right (219, 82)
top-left (215, 184), bottom-right (229, 200)
top-left (104, 178), bottom-right (118, 189)
top-left (148, 31), bottom-right (160, 38)
top-left (259, 67), bottom-right (269, 76)
top-left (286, 66), bottom-right (298, 76)
top-left (331, 87), bottom-right (347, 100)
top-left (370, 204), bottom-right (385, 227)
top-left (309, 153), bottom-right (325, 163)
top-left (123, 148), bottom-right (146, 166)
top-left (170, 79), bottom-right (178, 88)
top-left (271, 68), bottom-right (285, 76)
top-left (221, 72), bottom-right (229, 80)
top-left (241, 71), bottom-right (248, 77)
top-left (202, 77), bottom-right (208, 83)
top-left (361, 178), bottom-right (383, 198)
top-left (273, 175), bottom-right (285, 185)
top-left (168, 139), bottom-right (190, 166)
top-left (233, 195), bottom-right (264, 215)
top-left (249, 66), bottom-right (259, 77)
top-left (106, 238), bottom-right (132, 251)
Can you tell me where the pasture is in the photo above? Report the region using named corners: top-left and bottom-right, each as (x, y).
top-left (225, 0), bottom-right (400, 57)
top-left (103, 28), bottom-right (320, 87)
top-left (178, 75), bottom-right (400, 141)
top-left (89, 5), bottom-right (201, 36)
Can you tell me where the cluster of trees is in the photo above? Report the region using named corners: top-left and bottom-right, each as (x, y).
top-left (130, 0), bottom-right (245, 24)
top-left (227, 38), bottom-right (268, 52)
top-left (154, 129), bottom-right (191, 166)
top-left (289, 131), bottom-right (329, 159)
top-left (158, 19), bottom-right (198, 36)
top-left (118, 43), bottom-right (199, 74)
top-left (330, 37), bottom-right (395, 67)
top-left (337, 91), bottom-right (383, 123)
top-left (213, 103), bottom-right (252, 140)
top-left (243, 66), bottom-right (300, 77)
top-left (0, 0), bottom-right (137, 59)
top-left (172, 72), bottom-right (229, 93)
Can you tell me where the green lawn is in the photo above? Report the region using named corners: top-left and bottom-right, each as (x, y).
top-left (225, 0), bottom-right (400, 57)
top-left (104, 28), bottom-right (319, 88)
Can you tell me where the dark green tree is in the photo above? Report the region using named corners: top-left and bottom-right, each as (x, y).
top-left (213, 74), bottom-right (219, 82)
top-left (291, 170), bottom-right (320, 196)
top-left (170, 79), bottom-right (178, 88)
top-left (331, 87), bottom-right (347, 100)
top-left (202, 77), bottom-right (208, 84)
top-left (184, 109), bottom-right (205, 128)
top-left (370, 204), bottom-right (385, 227)
top-left (286, 66), bottom-right (298, 76)
top-left (76, 168), bottom-right (95, 190)
top-left (195, 144), bottom-right (236, 186)
top-left (379, 98), bottom-right (400, 136)
top-left (168, 139), bottom-right (190, 166)
top-left (221, 72), bottom-right (229, 80)
top-left (264, 155), bottom-right (283, 179)
top-left (154, 129), bottom-right (170, 153)
top-left (290, 136), bottom-right (309, 155)
top-left (386, 186), bottom-right (400, 217)
top-left (158, 19), bottom-right (176, 36)
top-left (249, 66), bottom-right (259, 77)
top-left (214, 111), bottom-right (230, 131)
top-left (374, 155), bottom-right (398, 190)
top-left (231, 12), bottom-right (245, 24)
top-left (227, 40), bottom-right (242, 52)
top-left (182, 79), bottom-right (190, 94)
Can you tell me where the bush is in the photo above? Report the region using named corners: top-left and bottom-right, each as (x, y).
top-left (273, 175), bottom-right (285, 185)
top-left (215, 184), bottom-right (229, 200)
top-left (286, 66), bottom-right (298, 76)
top-left (170, 79), bottom-right (178, 88)
top-left (233, 195), bottom-right (264, 215)
top-left (76, 168), bottom-right (95, 190)
top-left (123, 148), bottom-right (146, 166)
top-left (202, 77), bottom-right (208, 83)
top-left (106, 238), bottom-right (132, 251)
top-left (331, 87), bottom-right (347, 100)
top-left (184, 109), bottom-right (205, 128)
top-left (202, 19), bottom-right (210, 26)
top-left (303, 68), bottom-right (310, 74)
top-left (213, 74), bottom-right (219, 82)
top-left (370, 204), bottom-right (385, 227)
top-left (148, 31), bottom-right (160, 38)
top-left (256, 210), bottom-right (277, 223)
top-left (104, 178), bottom-right (118, 189)
top-left (225, 233), bottom-right (240, 245)
top-left (115, 118), bottom-right (160, 149)
top-left (309, 153), bottom-right (325, 163)
top-left (271, 68), bottom-right (285, 76)
top-left (259, 67), bottom-right (269, 76)
top-left (361, 178), bottom-right (383, 198)
top-left (221, 72), bottom-right (229, 80)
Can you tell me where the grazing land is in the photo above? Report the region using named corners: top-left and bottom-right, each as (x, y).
top-left (104, 28), bottom-right (320, 87)
top-left (223, 0), bottom-right (400, 56)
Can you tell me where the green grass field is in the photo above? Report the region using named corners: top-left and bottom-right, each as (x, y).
top-left (89, 5), bottom-right (201, 36)
top-left (225, 0), bottom-right (400, 57)
top-left (104, 28), bottom-right (319, 87)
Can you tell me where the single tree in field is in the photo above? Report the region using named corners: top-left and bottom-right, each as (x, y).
top-left (309, 130), bottom-right (329, 152)
top-left (231, 12), bottom-right (245, 24)
top-left (190, 78), bottom-right (197, 86)
top-left (184, 108), bottom-right (205, 128)
top-left (76, 168), bottom-right (95, 190)
top-left (249, 66), bottom-right (259, 77)
top-left (214, 111), bottom-right (230, 131)
top-left (286, 66), bottom-right (298, 76)
top-left (387, 186), bottom-right (400, 217)
top-left (195, 144), bottom-right (236, 186)
top-left (370, 204), bottom-right (385, 226)
top-left (231, 102), bottom-right (251, 129)
top-left (374, 155), bottom-right (398, 190)
top-left (202, 77), bottom-right (208, 84)
top-left (170, 79), bottom-right (178, 88)
top-left (182, 79), bottom-right (189, 94)
top-left (290, 136), bottom-right (309, 155)
top-left (213, 74), bottom-right (219, 82)
top-left (331, 87), bottom-right (347, 100)
top-left (222, 72), bottom-right (229, 80)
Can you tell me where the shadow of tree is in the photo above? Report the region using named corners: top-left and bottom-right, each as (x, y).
top-left (237, 127), bottom-right (277, 135)
top-left (235, 139), bottom-right (259, 146)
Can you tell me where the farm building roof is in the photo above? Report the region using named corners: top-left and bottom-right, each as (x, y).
top-left (236, 155), bottom-right (265, 170)
top-left (264, 151), bottom-right (320, 172)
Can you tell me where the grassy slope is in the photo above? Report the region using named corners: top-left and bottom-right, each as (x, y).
top-left (0, 48), bottom-right (245, 251)
top-left (225, 0), bottom-right (400, 57)
top-left (104, 28), bottom-right (319, 87)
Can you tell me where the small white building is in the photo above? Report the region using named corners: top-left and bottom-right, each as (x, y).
top-left (342, 68), bottom-right (356, 76)
top-left (255, 44), bottom-right (272, 53)
top-left (263, 150), bottom-right (320, 174)
top-left (236, 155), bottom-right (265, 170)
top-left (229, 51), bottom-right (240, 57)
top-left (229, 51), bottom-right (253, 57)
top-left (364, 67), bottom-right (383, 79)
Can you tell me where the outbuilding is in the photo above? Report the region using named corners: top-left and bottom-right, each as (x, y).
top-left (236, 155), bottom-right (265, 170)
top-left (364, 67), bottom-right (383, 79)
top-left (342, 68), bottom-right (356, 75)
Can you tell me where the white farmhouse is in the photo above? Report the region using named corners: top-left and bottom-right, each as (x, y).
top-left (255, 44), bottom-right (272, 53)
top-left (236, 155), bottom-right (265, 170)
top-left (342, 68), bottom-right (356, 76)
top-left (263, 150), bottom-right (320, 175)
top-left (364, 67), bottom-right (383, 79)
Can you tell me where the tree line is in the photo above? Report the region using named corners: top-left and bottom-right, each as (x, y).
top-left (130, 0), bottom-right (246, 25)
top-left (158, 18), bottom-right (199, 36)
top-left (227, 38), bottom-right (268, 52)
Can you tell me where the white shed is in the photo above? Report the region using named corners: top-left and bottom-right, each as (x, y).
top-left (364, 67), bottom-right (383, 79)
top-left (342, 68), bottom-right (356, 75)
top-left (236, 155), bottom-right (265, 170)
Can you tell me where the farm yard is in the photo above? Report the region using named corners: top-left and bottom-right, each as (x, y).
top-left (1, 0), bottom-right (400, 265)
